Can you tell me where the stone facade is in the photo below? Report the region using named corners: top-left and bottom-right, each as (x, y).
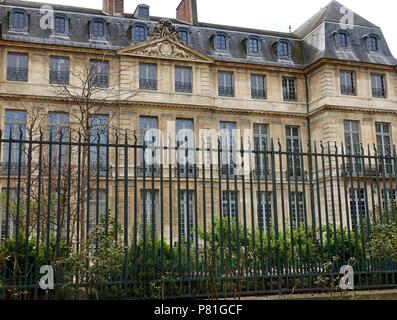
top-left (0, 0), bottom-right (396, 236)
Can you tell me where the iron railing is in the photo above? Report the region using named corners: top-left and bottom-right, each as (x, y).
top-left (139, 79), bottom-right (157, 91)
top-left (0, 132), bottom-right (397, 300)
top-left (7, 67), bottom-right (28, 82)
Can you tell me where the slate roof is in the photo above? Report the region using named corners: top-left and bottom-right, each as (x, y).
top-left (0, 0), bottom-right (395, 68)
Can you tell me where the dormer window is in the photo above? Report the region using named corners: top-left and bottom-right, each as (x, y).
top-left (9, 10), bottom-right (27, 32)
top-left (134, 4), bottom-right (150, 20)
top-left (367, 36), bottom-right (379, 52)
top-left (215, 34), bottom-right (227, 51)
top-left (247, 37), bottom-right (259, 55)
top-left (277, 41), bottom-right (291, 60)
top-left (91, 19), bottom-right (107, 41)
top-left (134, 25), bottom-right (146, 43)
top-left (54, 16), bottom-right (69, 36)
top-left (336, 32), bottom-right (348, 48)
top-left (178, 29), bottom-right (189, 45)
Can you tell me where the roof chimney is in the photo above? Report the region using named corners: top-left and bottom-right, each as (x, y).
top-left (176, 0), bottom-right (198, 26)
top-left (103, 0), bottom-right (124, 16)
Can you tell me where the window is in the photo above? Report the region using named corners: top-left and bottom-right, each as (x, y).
top-left (48, 112), bottom-right (69, 166)
top-left (251, 74), bottom-right (266, 99)
top-left (349, 189), bottom-right (367, 228)
top-left (10, 10), bottom-right (27, 31)
top-left (282, 77), bottom-right (297, 101)
top-left (371, 74), bottom-right (386, 98)
top-left (91, 19), bottom-right (106, 40)
top-left (180, 191), bottom-right (195, 242)
top-left (277, 41), bottom-right (290, 59)
top-left (89, 60), bottom-right (109, 87)
top-left (49, 56), bottom-right (70, 84)
top-left (222, 191), bottom-right (238, 218)
top-left (54, 16), bottom-right (68, 35)
top-left (218, 71), bottom-right (234, 97)
top-left (178, 30), bottom-right (189, 45)
top-left (286, 126), bottom-right (302, 177)
top-left (247, 38), bottom-right (259, 54)
top-left (0, 189), bottom-right (17, 240)
top-left (140, 190), bottom-right (158, 234)
top-left (290, 192), bottom-right (305, 227)
top-left (134, 25), bottom-right (146, 43)
top-left (381, 190), bottom-right (397, 210)
top-left (7, 53), bottom-right (28, 82)
top-left (139, 117), bottom-right (159, 174)
top-left (376, 123), bottom-right (393, 175)
top-left (253, 124), bottom-right (270, 177)
top-left (139, 63), bottom-right (157, 90)
top-left (344, 120), bottom-right (362, 175)
top-left (175, 67), bottom-right (192, 93)
top-left (220, 122), bottom-right (237, 177)
top-left (215, 34), bottom-right (227, 51)
top-left (340, 71), bottom-right (356, 95)
top-left (3, 111), bottom-right (26, 165)
top-left (176, 119), bottom-right (194, 177)
top-left (367, 36), bottom-right (379, 52)
top-left (336, 32), bottom-right (348, 48)
top-left (137, 6), bottom-right (150, 19)
top-left (257, 192), bottom-right (272, 230)
top-left (89, 115), bottom-right (109, 173)
top-left (88, 190), bottom-right (106, 232)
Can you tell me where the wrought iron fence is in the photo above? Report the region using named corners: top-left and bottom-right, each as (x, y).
top-left (0, 129), bottom-right (397, 300)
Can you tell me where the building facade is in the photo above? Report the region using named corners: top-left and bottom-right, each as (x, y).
top-left (0, 0), bottom-right (396, 240)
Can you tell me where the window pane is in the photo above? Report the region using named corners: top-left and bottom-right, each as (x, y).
top-left (282, 78), bottom-right (296, 101)
top-left (175, 67), bottom-right (192, 93)
top-left (7, 53), bottom-right (28, 82)
top-left (218, 72), bottom-right (234, 97)
top-left (3, 110), bottom-right (26, 164)
top-left (139, 64), bottom-right (157, 90)
top-left (54, 16), bottom-right (67, 34)
top-left (50, 57), bottom-right (70, 84)
top-left (251, 74), bottom-right (266, 99)
top-left (89, 60), bottom-right (109, 87)
top-left (134, 26), bottom-right (146, 42)
top-left (179, 30), bottom-right (189, 45)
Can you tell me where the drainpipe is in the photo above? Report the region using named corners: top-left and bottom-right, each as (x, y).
top-left (305, 74), bottom-right (312, 145)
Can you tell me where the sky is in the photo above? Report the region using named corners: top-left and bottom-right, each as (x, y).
top-left (23, 0), bottom-right (397, 56)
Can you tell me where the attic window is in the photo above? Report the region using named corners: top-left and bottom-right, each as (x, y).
top-left (91, 19), bottom-right (107, 41)
top-left (54, 16), bottom-right (69, 36)
top-left (367, 36), bottom-right (379, 52)
top-left (178, 29), bottom-right (189, 45)
top-left (215, 34), bottom-right (227, 51)
top-left (277, 41), bottom-right (291, 59)
top-left (247, 37), bottom-right (259, 55)
top-left (137, 5), bottom-right (150, 19)
top-left (134, 25), bottom-right (146, 43)
top-left (336, 32), bottom-right (348, 48)
top-left (9, 10), bottom-right (27, 32)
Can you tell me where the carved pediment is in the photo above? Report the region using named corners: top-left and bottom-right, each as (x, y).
top-left (118, 37), bottom-right (214, 63)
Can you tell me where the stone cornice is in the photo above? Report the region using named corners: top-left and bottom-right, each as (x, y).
top-left (309, 104), bottom-right (397, 118)
top-left (0, 93), bottom-right (307, 119)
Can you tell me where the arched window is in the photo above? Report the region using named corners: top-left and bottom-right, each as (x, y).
top-left (277, 41), bottom-right (290, 58)
top-left (336, 32), bottom-right (348, 48)
top-left (10, 10), bottom-right (27, 31)
top-left (91, 19), bottom-right (106, 40)
top-left (367, 36), bottom-right (379, 51)
top-left (247, 38), bottom-right (259, 54)
top-left (178, 30), bottom-right (189, 45)
top-left (215, 34), bottom-right (227, 51)
top-left (134, 25), bottom-right (146, 43)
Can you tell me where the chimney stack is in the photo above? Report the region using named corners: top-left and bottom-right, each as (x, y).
top-left (176, 0), bottom-right (198, 26)
top-left (103, 0), bottom-right (124, 16)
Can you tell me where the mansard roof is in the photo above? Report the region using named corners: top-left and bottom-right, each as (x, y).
top-left (0, 0), bottom-right (395, 68)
